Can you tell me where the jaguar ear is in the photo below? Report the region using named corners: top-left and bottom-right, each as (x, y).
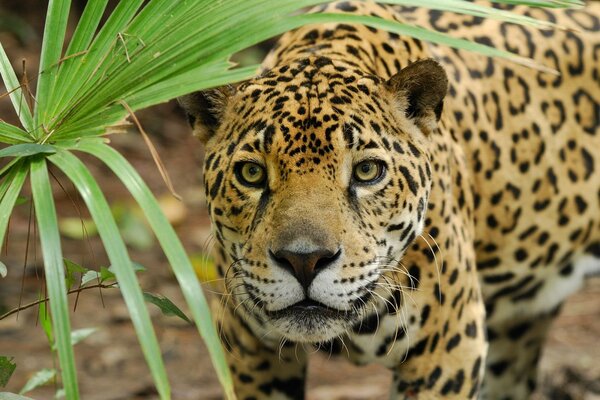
top-left (386, 59), bottom-right (448, 134)
top-left (178, 85), bottom-right (235, 143)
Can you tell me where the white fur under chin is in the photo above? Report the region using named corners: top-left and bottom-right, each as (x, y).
top-left (270, 315), bottom-right (351, 343)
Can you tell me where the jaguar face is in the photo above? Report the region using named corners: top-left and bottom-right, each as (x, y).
top-left (180, 57), bottom-right (447, 342)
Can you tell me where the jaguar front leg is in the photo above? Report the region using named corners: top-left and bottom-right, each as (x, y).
top-left (480, 310), bottom-right (557, 400)
top-left (384, 243), bottom-right (488, 399)
top-left (388, 298), bottom-right (488, 399)
top-left (213, 299), bottom-right (308, 400)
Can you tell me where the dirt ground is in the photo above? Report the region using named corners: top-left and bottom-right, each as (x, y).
top-left (1, 2), bottom-right (600, 400)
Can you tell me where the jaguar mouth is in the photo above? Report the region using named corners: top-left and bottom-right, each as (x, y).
top-left (264, 298), bottom-right (368, 342)
top-left (266, 299), bottom-right (350, 320)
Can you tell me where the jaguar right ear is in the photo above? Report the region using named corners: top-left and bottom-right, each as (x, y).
top-left (385, 59), bottom-right (448, 135)
top-left (178, 85), bottom-right (235, 143)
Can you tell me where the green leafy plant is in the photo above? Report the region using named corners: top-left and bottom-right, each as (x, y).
top-left (0, 262), bottom-right (190, 398)
top-left (18, 369), bottom-right (56, 398)
top-left (0, 356), bottom-right (17, 388)
top-left (0, 0), bottom-right (582, 399)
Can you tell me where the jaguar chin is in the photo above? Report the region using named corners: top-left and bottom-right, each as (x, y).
top-left (265, 299), bottom-right (359, 343)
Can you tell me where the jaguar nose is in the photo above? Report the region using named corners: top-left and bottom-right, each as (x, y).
top-left (270, 247), bottom-right (342, 290)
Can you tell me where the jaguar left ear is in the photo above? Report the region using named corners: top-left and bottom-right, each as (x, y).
top-left (178, 85), bottom-right (236, 143)
top-left (386, 59), bottom-right (448, 134)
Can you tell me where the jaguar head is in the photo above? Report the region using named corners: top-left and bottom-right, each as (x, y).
top-left (180, 58), bottom-right (447, 342)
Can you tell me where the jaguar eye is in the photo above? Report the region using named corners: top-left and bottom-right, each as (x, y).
top-left (236, 162), bottom-right (266, 187)
top-left (353, 160), bottom-right (385, 184)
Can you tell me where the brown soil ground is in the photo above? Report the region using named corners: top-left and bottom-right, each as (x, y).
top-left (1, 3), bottom-right (600, 399)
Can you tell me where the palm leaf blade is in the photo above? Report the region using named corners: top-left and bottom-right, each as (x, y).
top-left (0, 122), bottom-right (32, 145)
top-left (70, 141), bottom-right (235, 399)
top-left (30, 158), bottom-right (79, 399)
top-left (0, 43), bottom-right (34, 133)
top-left (35, 0), bottom-right (72, 131)
top-left (0, 161), bottom-right (27, 247)
top-left (49, 0), bottom-right (145, 124)
top-left (48, 149), bottom-right (171, 400)
top-left (46, 0), bottom-right (109, 118)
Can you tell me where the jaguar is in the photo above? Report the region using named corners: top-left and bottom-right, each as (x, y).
top-left (179, 1), bottom-right (600, 398)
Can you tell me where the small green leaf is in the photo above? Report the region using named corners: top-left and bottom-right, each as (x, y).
top-left (83, 262), bottom-right (147, 285)
top-left (0, 356), bottom-right (16, 387)
top-left (0, 262), bottom-right (7, 278)
top-left (82, 265), bottom-right (140, 286)
top-left (81, 262), bottom-right (146, 287)
top-left (82, 266), bottom-right (142, 286)
top-left (99, 266), bottom-right (115, 283)
top-left (52, 327), bottom-right (98, 350)
top-left (0, 144), bottom-right (55, 158)
top-left (63, 259), bottom-right (86, 274)
top-left (143, 292), bottom-right (191, 324)
top-left (19, 368), bottom-right (56, 395)
top-left (38, 301), bottom-right (53, 346)
top-left (54, 388), bottom-right (65, 399)
top-left (80, 270), bottom-right (100, 286)
top-left (63, 259), bottom-right (87, 290)
top-left (70, 327), bottom-right (98, 346)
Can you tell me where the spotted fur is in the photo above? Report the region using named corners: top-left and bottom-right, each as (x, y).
top-left (179, 2), bottom-right (600, 399)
